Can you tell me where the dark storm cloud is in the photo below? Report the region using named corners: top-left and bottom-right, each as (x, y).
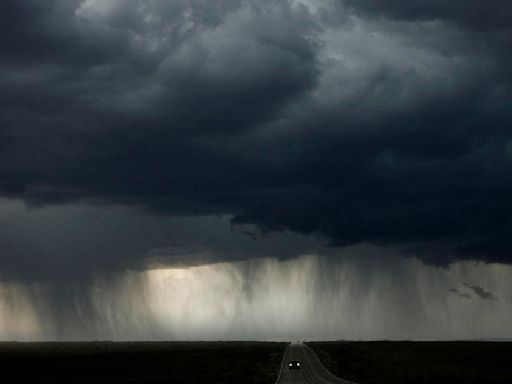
top-left (341, 0), bottom-right (512, 31)
top-left (1, 0), bottom-right (512, 275)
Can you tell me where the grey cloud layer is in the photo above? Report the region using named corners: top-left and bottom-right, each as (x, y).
top-left (1, 0), bottom-right (512, 268)
top-left (342, 0), bottom-right (512, 30)
top-left (0, 200), bottom-right (324, 281)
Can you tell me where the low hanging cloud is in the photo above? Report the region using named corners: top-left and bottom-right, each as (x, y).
top-left (463, 282), bottom-right (498, 301)
top-left (450, 283), bottom-right (499, 301)
top-left (1, 0), bottom-right (512, 275)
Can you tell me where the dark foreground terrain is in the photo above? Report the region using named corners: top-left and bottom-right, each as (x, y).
top-left (0, 341), bottom-right (287, 384)
top-left (308, 341), bottom-right (512, 384)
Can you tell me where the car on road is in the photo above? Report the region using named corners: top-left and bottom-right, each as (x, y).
top-left (288, 360), bottom-right (301, 369)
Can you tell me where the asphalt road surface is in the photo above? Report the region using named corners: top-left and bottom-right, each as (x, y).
top-left (277, 343), bottom-right (354, 384)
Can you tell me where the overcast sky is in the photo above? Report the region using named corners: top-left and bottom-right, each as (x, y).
top-left (1, 0), bottom-right (512, 340)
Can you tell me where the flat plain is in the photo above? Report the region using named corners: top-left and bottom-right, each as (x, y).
top-left (308, 341), bottom-right (512, 384)
top-left (0, 341), bottom-right (287, 384)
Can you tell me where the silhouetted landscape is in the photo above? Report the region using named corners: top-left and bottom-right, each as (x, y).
top-left (0, 342), bottom-right (286, 384)
top-left (309, 341), bottom-right (512, 384)
top-left (2, 341), bottom-right (511, 383)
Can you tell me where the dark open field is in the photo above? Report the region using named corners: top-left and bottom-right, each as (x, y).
top-left (0, 341), bottom-right (287, 384)
top-left (308, 341), bottom-right (512, 384)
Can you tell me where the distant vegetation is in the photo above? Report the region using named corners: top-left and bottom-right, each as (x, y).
top-left (308, 341), bottom-right (512, 384)
top-left (0, 341), bottom-right (287, 384)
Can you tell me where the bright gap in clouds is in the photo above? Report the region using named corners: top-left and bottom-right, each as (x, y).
top-left (1, 255), bottom-right (511, 341)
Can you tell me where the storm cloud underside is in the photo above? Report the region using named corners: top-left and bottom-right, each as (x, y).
top-left (1, 0), bottom-right (512, 340)
top-left (1, 0), bottom-right (511, 268)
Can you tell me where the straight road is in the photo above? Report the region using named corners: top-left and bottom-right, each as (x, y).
top-left (277, 342), bottom-right (355, 384)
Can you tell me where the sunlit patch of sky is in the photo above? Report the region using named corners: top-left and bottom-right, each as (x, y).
top-left (1, 254), bottom-right (511, 341)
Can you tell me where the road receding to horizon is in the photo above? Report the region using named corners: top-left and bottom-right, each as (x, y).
top-left (2, 340), bottom-right (511, 383)
top-left (278, 342), bottom-right (354, 384)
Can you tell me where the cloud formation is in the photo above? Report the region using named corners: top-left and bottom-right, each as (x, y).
top-left (342, 0), bottom-right (512, 30)
top-left (463, 282), bottom-right (498, 301)
top-left (1, 0), bottom-right (512, 271)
